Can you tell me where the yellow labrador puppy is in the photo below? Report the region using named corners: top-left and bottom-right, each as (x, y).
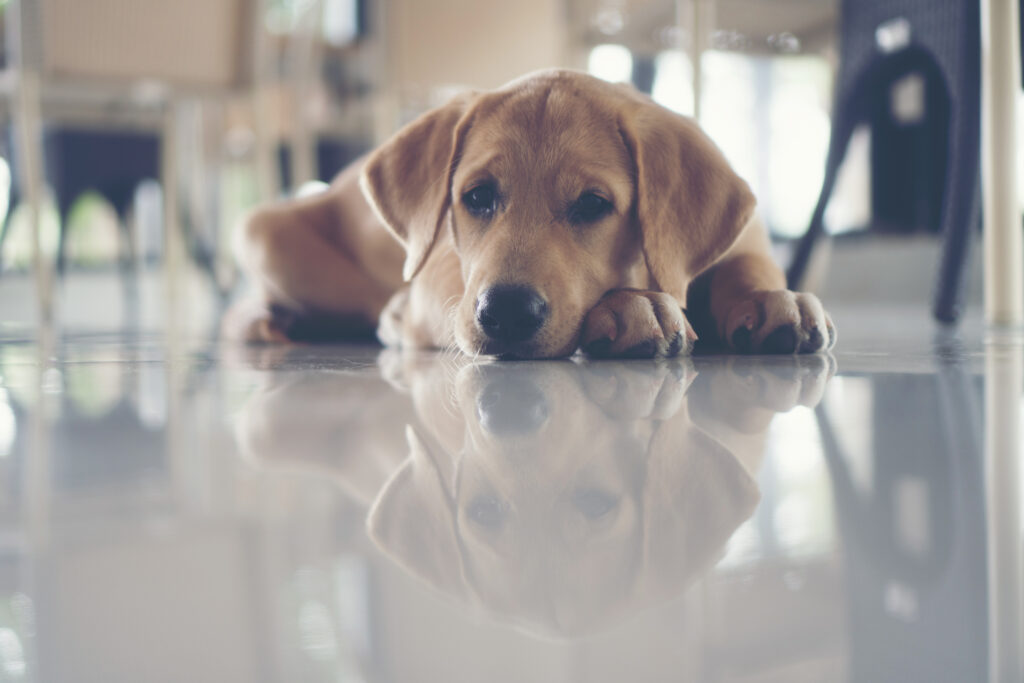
top-left (227, 69), bottom-right (835, 359)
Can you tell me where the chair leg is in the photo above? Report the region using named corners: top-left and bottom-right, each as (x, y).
top-left (932, 177), bottom-right (978, 324)
top-left (161, 103), bottom-right (184, 333)
top-left (787, 118), bottom-right (859, 290)
top-left (251, 0), bottom-right (280, 200)
top-left (787, 204), bottom-right (827, 290)
top-left (787, 69), bottom-right (873, 292)
top-left (117, 208), bottom-right (140, 331)
top-left (933, 47), bottom-right (983, 324)
top-left (14, 70), bottom-right (55, 325)
top-left (0, 208), bottom-right (11, 276)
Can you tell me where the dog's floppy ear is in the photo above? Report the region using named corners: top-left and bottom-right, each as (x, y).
top-left (360, 93), bottom-right (476, 281)
top-left (618, 99), bottom-right (756, 302)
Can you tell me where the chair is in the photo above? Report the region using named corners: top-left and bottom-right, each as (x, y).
top-left (5, 0), bottom-right (268, 321)
top-left (786, 0), bottom-right (981, 324)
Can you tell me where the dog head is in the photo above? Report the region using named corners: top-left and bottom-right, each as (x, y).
top-left (361, 70), bottom-right (755, 358)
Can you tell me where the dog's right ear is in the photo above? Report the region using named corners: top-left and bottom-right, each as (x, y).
top-left (360, 93), bottom-right (476, 281)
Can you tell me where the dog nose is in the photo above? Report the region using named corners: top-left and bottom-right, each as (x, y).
top-left (476, 285), bottom-right (549, 343)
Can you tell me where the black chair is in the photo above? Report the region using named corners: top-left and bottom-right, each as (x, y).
top-left (787, 0), bottom-right (981, 324)
top-left (43, 127), bottom-right (160, 275)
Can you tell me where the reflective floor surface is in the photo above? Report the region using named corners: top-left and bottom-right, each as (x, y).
top-left (0, 305), bottom-right (1021, 682)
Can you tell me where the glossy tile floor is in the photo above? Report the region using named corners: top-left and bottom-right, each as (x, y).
top-left (0, 305), bottom-right (1021, 682)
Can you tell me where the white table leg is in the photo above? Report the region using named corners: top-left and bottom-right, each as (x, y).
top-left (982, 0), bottom-right (1024, 326)
top-left (680, 0), bottom-right (715, 121)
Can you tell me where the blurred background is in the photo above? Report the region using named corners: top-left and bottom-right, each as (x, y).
top-left (3, 0), bottom-right (1014, 335)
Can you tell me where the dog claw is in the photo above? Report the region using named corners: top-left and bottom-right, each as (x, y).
top-left (800, 326), bottom-right (824, 353)
top-left (666, 331), bottom-right (684, 357)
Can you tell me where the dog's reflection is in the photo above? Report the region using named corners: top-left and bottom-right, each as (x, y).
top-left (236, 354), bottom-right (834, 636)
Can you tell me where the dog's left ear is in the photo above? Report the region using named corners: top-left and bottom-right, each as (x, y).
top-left (618, 100), bottom-right (756, 302)
top-left (360, 92), bottom-right (476, 281)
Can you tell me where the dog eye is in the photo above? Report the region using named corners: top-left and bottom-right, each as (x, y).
top-left (569, 192), bottom-right (613, 224)
top-left (462, 183), bottom-right (498, 218)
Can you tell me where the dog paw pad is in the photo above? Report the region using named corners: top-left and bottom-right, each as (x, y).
top-left (762, 325), bottom-right (798, 354)
top-left (731, 325), bottom-right (753, 352)
top-left (583, 337), bottom-right (614, 357)
top-left (623, 339), bottom-right (660, 358)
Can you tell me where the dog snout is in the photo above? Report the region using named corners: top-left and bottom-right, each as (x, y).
top-left (475, 285), bottom-right (549, 343)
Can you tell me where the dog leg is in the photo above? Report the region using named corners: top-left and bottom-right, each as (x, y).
top-left (229, 190), bottom-right (400, 342)
top-left (377, 287), bottom-right (411, 347)
top-left (377, 239), bottom-right (464, 350)
top-left (580, 289), bottom-right (697, 359)
top-left (221, 297), bottom-right (294, 343)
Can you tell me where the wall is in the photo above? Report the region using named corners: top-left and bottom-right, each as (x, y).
top-left (386, 0), bottom-right (568, 93)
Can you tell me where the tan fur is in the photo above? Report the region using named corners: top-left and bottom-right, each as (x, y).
top-left (225, 69), bottom-right (835, 357)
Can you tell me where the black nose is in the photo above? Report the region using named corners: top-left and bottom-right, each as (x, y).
top-left (476, 285), bottom-right (548, 343)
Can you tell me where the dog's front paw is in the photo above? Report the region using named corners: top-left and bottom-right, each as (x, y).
top-left (724, 290), bottom-right (836, 354)
top-left (377, 288), bottom-right (411, 347)
top-left (222, 298), bottom-right (295, 344)
top-left (581, 289), bottom-right (696, 359)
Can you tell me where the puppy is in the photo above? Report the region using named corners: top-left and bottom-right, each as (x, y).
top-left (227, 69), bottom-right (835, 359)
